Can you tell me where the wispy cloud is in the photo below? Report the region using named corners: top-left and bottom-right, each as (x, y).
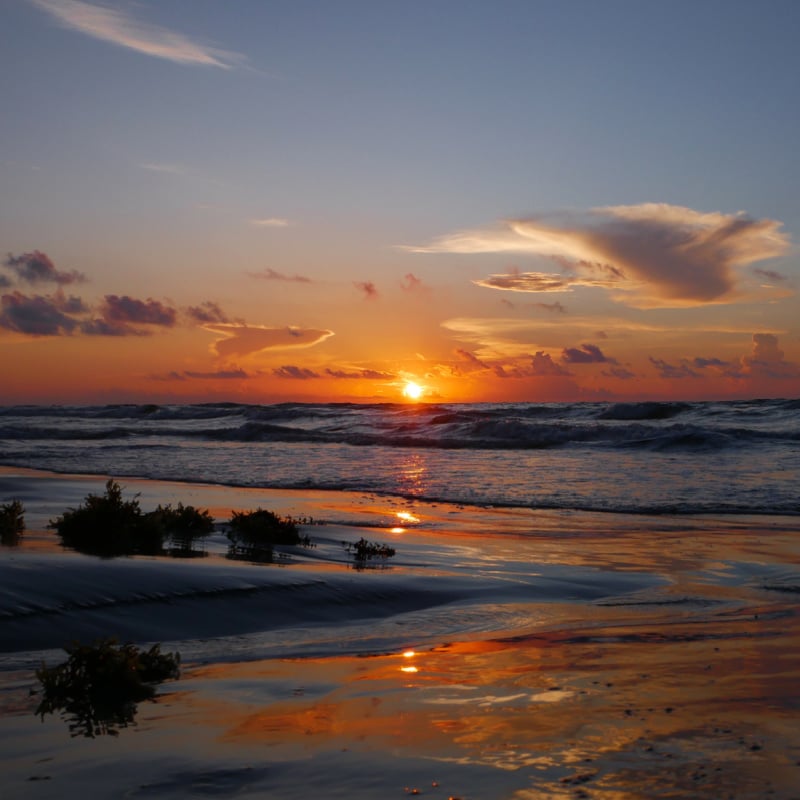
top-left (203, 324), bottom-right (334, 359)
top-left (408, 204), bottom-right (790, 308)
top-left (249, 218), bottom-right (291, 228)
top-left (354, 281), bottom-right (379, 300)
top-left (246, 268), bottom-right (312, 283)
top-left (31, 0), bottom-right (244, 68)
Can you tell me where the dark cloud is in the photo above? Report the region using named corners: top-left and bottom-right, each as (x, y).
top-left (602, 365), bottom-right (637, 380)
top-left (325, 368), bottom-right (394, 379)
top-left (354, 281), bottom-right (379, 300)
top-left (102, 295), bottom-right (177, 326)
top-left (273, 365), bottom-right (321, 379)
top-left (693, 356), bottom-right (732, 369)
top-left (4, 251), bottom-right (86, 285)
top-left (455, 349), bottom-right (490, 371)
top-left (535, 301), bottom-right (566, 313)
top-left (649, 357), bottom-right (700, 379)
top-left (204, 324), bottom-right (334, 359)
top-left (184, 368), bottom-right (249, 379)
top-left (0, 275), bottom-right (11, 289)
top-left (530, 351), bottom-right (571, 376)
top-left (185, 301), bottom-right (230, 324)
top-left (0, 290), bottom-right (80, 336)
top-left (752, 267), bottom-right (787, 282)
top-left (562, 343), bottom-right (616, 364)
top-left (247, 268), bottom-right (312, 283)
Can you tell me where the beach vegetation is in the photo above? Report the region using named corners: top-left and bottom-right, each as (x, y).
top-left (49, 479), bottom-right (164, 556)
top-left (226, 507), bottom-right (309, 560)
top-left (35, 638), bottom-right (180, 738)
top-left (345, 537), bottom-right (396, 563)
top-left (48, 480), bottom-right (218, 557)
top-left (149, 502), bottom-right (215, 554)
top-left (0, 498), bottom-right (25, 546)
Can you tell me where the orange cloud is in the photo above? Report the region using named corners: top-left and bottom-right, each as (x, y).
top-left (204, 324), bottom-right (334, 359)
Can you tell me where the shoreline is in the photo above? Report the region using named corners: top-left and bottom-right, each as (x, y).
top-left (1, 466), bottom-right (799, 798)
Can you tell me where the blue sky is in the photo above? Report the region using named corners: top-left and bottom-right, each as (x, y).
top-left (1, 0), bottom-right (798, 402)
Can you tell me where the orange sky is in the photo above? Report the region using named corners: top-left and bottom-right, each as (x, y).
top-left (2, 3), bottom-right (799, 405)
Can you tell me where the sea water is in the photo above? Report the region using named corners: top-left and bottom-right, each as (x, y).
top-left (0, 398), bottom-right (797, 516)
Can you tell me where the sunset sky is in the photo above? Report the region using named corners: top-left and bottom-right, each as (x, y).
top-left (2, 0), bottom-right (799, 404)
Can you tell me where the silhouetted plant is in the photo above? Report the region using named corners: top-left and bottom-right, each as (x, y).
top-left (0, 499), bottom-right (24, 546)
top-left (149, 502), bottom-right (214, 553)
top-left (226, 507), bottom-right (309, 561)
top-left (345, 537), bottom-right (396, 562)
top-left (35, 638), bottom-right (180, 738)
top-left (48, 479), bottom-right (165, 556)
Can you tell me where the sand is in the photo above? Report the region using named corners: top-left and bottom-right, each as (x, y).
top-left (1, 466), bottom-right (799, 799)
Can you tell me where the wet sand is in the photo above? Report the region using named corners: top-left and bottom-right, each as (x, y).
top-left (1, 467), bottom-right (799, 799)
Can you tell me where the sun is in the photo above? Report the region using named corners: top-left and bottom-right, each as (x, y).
top-left (402, 381), bottom-right (423, 401)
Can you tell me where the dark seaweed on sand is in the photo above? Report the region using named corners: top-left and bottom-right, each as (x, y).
top-left (0, 498), bottom-right (24, 546)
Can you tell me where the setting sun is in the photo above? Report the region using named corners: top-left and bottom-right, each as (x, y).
top-left (403, 381), bottom-right (423, 401)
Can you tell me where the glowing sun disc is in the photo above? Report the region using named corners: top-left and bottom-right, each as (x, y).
top-left (403, 381), bottom-right (423, 400)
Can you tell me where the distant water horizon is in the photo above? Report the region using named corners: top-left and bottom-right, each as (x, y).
top-left (1, 398), bottom-right (798, 517)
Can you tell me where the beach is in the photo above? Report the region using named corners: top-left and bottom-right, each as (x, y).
top-left (1, 466), bottom-right (799, 799)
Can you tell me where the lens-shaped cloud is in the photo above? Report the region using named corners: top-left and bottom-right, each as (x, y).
top-left (408, 204), bottom-right (790, 307)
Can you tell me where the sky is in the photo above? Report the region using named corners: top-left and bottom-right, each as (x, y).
top-left (2, 0), bottom-right (799, 404)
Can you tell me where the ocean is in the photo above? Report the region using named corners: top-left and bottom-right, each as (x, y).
top-left (1, 398), bottom-right (798, 516)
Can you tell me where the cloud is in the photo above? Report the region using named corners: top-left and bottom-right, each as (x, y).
top-left (740, 333), bottom-right (800, 379)
top-left (325, 368), bottom-right (394, 379)
top-left (249, 218), bottom-right (291, 228)
top-left (562, 343), bottom-right (616, 364)
top-left (649, 356), bottom-right (700, 379)
top-left (247, 268), bottom-right (312, 283)
top-left (102, 295), bottom-right (177, 326)
top-left (455, 348), bottom-right (491, 372)
top-left (80, 295), bottom-right (178, 336)
top-left (4, 251), bottom-right (86, 285)
top-left (184, 368), bottom-right (249, 380)
top-left (185, 301), bottom-right (230, 324)
top-left (273, 365), bottom-right (321, 379)
top-left (354, 281), bottom-right (379, 300)
top-left (602, 365), bottom-right (637, 380)
top-left (31, 0), bottom-right (243, 68)
top-left (752, 267), bottom-right (787, 284)
top-left (150, 367), bottom-right (250, 381)
top-left (400, 273), bottom-right (430, 293)
top-left (474, 271), bottom-right (616, 293)
top-left (410, 204), bottom-right (790, 307)
top-left (0, 290), bottom-right (81, 335)
top-left (203, 324), bottom-right (334, 359)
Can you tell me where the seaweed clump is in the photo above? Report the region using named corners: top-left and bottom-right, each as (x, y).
top-left (226, 508), bottom-right (309, 561)
top-left (149, 502), bottom-right (215, 555)
top-left (35, 638), bottom-right (180, 738)
top-left (0, 499), bottom-right (24, 546)
top-left (345, 537), bottom-right (396, 566)
top-left (48, 480), bottom-right (215, 557)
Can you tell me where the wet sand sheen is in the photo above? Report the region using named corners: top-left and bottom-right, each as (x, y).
top-left (1, 467), bottom-right (799, 799)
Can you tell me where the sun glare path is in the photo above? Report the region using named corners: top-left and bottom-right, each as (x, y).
top-left (402, 381), bottom-right (423, 400)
